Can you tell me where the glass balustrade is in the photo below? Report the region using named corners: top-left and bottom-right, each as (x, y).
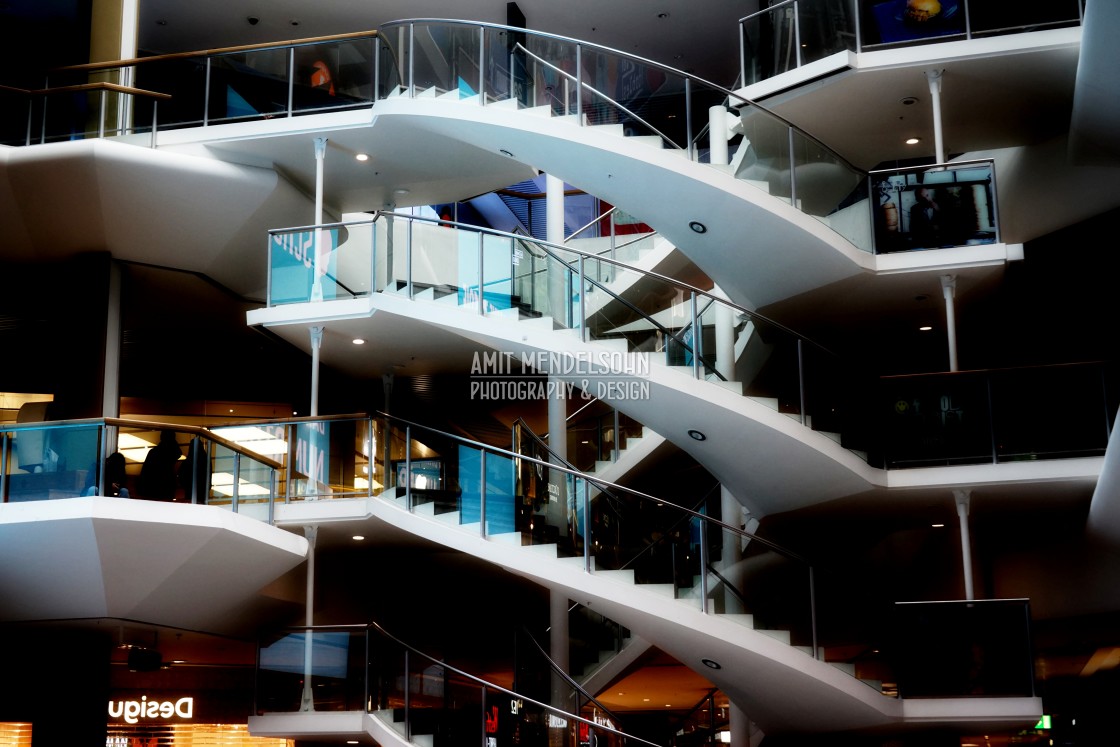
top-left (742, 0), bottom-right (1085, 86)
top-left (0, 419), bottom-right (278, 515)
top-left (10, 20), bottom-right (1016, 256)
top-left (256, 621), bottom-right (641, 747)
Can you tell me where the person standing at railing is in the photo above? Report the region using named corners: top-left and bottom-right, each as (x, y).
top-left (139, 430), bottom-right (181, 501)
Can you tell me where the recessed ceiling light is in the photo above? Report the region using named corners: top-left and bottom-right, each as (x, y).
top-left (395, 188), bottom-right (410, 195)
top-left (906, 137), bottom-right (921, 145)
top-left (500, 149), bottom-right (514, 157)
top-left (290, 19), bottom-right (301, 26)
top-left (689, 221), bottom-right (707, 234)
top-left (901, 96), bottom-right (919, 106)
top-left (352, 338), bottom-right (366, 345)
top-left (352, 535), bottom-right (366, 541)
top-left (688, 429), bottom-right (706, 441)
top-left (919, 325), bottom-right (932, 331)
top-left (156, 19), bottom-right (168, 25)
top-left (355, 153), bottom-right (369, 162)
top-left (643, 698), bottom-right (650, 702)
top-left (658, 13), bottom-right (669, 18)
top-left (931, 523), bottom-right (944, 528)
top-left (702, 658), bottom-right (721, 669)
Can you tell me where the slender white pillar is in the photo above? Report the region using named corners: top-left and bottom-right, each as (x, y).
top-left (546, 174), bottom-right (569, 325)
top-left (709, 105), bottom-right (730, 166)
top-left (941, 274), bottom-right (958, 372)
top-left (954, 489), bottom-right (975, 601)
top-left (312, 137), bottom-right (328, 301)
top-left (719, 486), bottom-right (746, 614)
top-left (925, 70), bottom-right (946, 164)
top-left (712, 288), bottom-right (736, 383)
top-left (729, 700), bottom-right (752, 747)
top-left (300, 525), bottom-right (318, 711)
top-left (309, 326), bottom-right (323, 417)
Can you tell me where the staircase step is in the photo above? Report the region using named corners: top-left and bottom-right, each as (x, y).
top-left (592, 337), bottom-right (630, 353)
top-left (591, 123), bottom-right (626, 137)
top-left (519, 315), bottom-right (560, 330)
top-left (794, 646), bottom-right (816, 656)
top-left (487, 306), bottom-right (522, 321)
top-left (595, 568), bottom-right (635, 585)
top-left (757, 629), bottom-right (791, 645)
top-left (490, 531), bottom-right (523, 545)
top-left (523, 104), bottom-right (554, 118)
top-left (747, 396), bottom-right (779, 411)
top-left (628, 135), bottom-right (665, 149)
top-left (829, 661), bottom-right (856, 676)
top-left (819, 431), bottom-right (842, 445)
top-left (415, 86), bottom-right (442, 98)
top-left (434, 510), bottom-right (461, 526)
top-left (414, 287), bottom-right (437, 301)
top-left (720, 613), bottom-right (755, 629)
top-left (712, 378), bottom-right (744, 395)
top-left (640, 583), bottom-right (676, 599)
top-left (487, 98), bottom-right (521, 110)
top-left (558, 555), bottom-right (595, 570)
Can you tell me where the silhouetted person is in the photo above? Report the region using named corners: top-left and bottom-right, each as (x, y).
top-left (139, 430), bottom-right (181, 501)
top-left (909, 186), bottom-right (941, 247)
top-left (84, 451), bottom-right (129, 497)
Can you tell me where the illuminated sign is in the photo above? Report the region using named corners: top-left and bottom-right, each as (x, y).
top-left (1035, 715), bottom-right (1051, 730)
top-left (107, 696), bottom-right (194, 724)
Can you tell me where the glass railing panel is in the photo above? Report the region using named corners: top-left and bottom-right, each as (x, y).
top-left (694, 297), bottom-right (725, 379)
top-left (580, 260), bottom-right (692, 363)
top-left (0, 87), bottom-right (31, 146)
top-left (516, 244), bottom-right (576, 329)
top-left (742, 2), bottom-right (801, 85)
top-left (891, 600), bottom-right (1035, 698)
top-left (376, 33), bottom-right (404, 99)
top-left (718, 525), bottom-right (816, 649)
top-left (207, 48), bottom-right (291, 124)
top-left (870, 160), bottom-right (998, 253)
top-left (574, 45), bottom-right (687, 145)
top-left (797, 0), bottom-right (858, 63)
top-left (735, 315), bottom-right (803, 418)
top-left (268, 224), bottom-right (363, 305)
top-left (968, 0), bottom-right (1083, 37)
top-left (518, 32), bottom-right (580, 114)
top-left (207, 441), bottom-right (239, 510)
top-left (3, 423), bottom-right (101, 502)
top-left (483, 451), bottom-right (518, 537)
top-left (734, 103), bottom-right (793, 204)
top-left (406, 22), bottom-right (485, 98)
top-left (436, 668), bottom-right (483, 746)
top-left (290, 39), bottom-right (376, 112)
top-left (790, 127), bottom-right (870, 248)
top-left (257, 628), bottom-right (367, 712)
top-left (134, 57), bottom-right (209, 129)
top-left (39, 88), bottom-right (118, 143)
top-left (479, 231), bottom-right (516, 314)
top-left (481, 25), bottom-right (516, 105)
top-left (990, 364), bottom-right (1110, 461)
top-left (879, 371), bottom-right (995, 468)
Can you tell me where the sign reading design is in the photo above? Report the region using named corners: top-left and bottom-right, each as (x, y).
top-left (107, 696), bottom-right (194, 724)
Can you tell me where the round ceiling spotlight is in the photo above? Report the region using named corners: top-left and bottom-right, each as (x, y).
top-left (500, 148), bottom-right (515, 157)
top-left (688, 429), bottom-right (706, 441)
top-left (900, 96), bottom-right (919, 106)
top-left (701, 658), bottom-right (722, 670)
top-left (689, 221), bottom-right (707, 234)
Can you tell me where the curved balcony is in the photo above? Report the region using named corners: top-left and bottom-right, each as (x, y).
top-left (740, 0), bottom-right (1086, 87)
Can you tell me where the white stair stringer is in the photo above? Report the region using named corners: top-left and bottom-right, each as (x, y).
top-left (275, 493), bottom-right (1042, 737)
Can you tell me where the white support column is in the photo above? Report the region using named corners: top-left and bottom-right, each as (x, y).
top-left (712, 288), bottom-right (736, 383)
top-left (728, 700), bottom-right (752, 747)
top-left (312, 137), bottom-right (328, 302)
top-left (309, 326), bottom-right (323, 417)
top-left (300, 525), bottom-right (318, 711)
top-left (941, 274), bottom-right (958, 372)
top-left (709, 105), bottom-right (730, 167)
top-left (546, 174), bottom-right (568, 325)
top-left (925, 69), bottom-right (946, 164)
top-left (719, 485), bottom-right (747, 614)
top-left (954, 489), bottom-right (975, 601)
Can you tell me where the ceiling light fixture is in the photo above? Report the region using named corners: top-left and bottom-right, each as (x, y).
top-left (658, 12), bottom-right (670, 18)
top-left (352, 338), bottom-right (366, 345)
top-left (688, 429), bottom-right (707, 441)
top-left (500, 148), bottom-right (515, 157)
top-left (900, 96), bottom-right (919, 106)
top-left (352, 535), bottom-right (365, 541)
top-left (689, 221), bottom-right (707, 234)
top-left (919, 325), bottom-right (932, 331)
top-left (355, 153), bottom-right (369, 162)
top-left (906, 137), bottom-right (921, 145)
top-left (702, 658), bottom-right (722, 670)
top-left (931, 523), bottom-right (945, 528)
